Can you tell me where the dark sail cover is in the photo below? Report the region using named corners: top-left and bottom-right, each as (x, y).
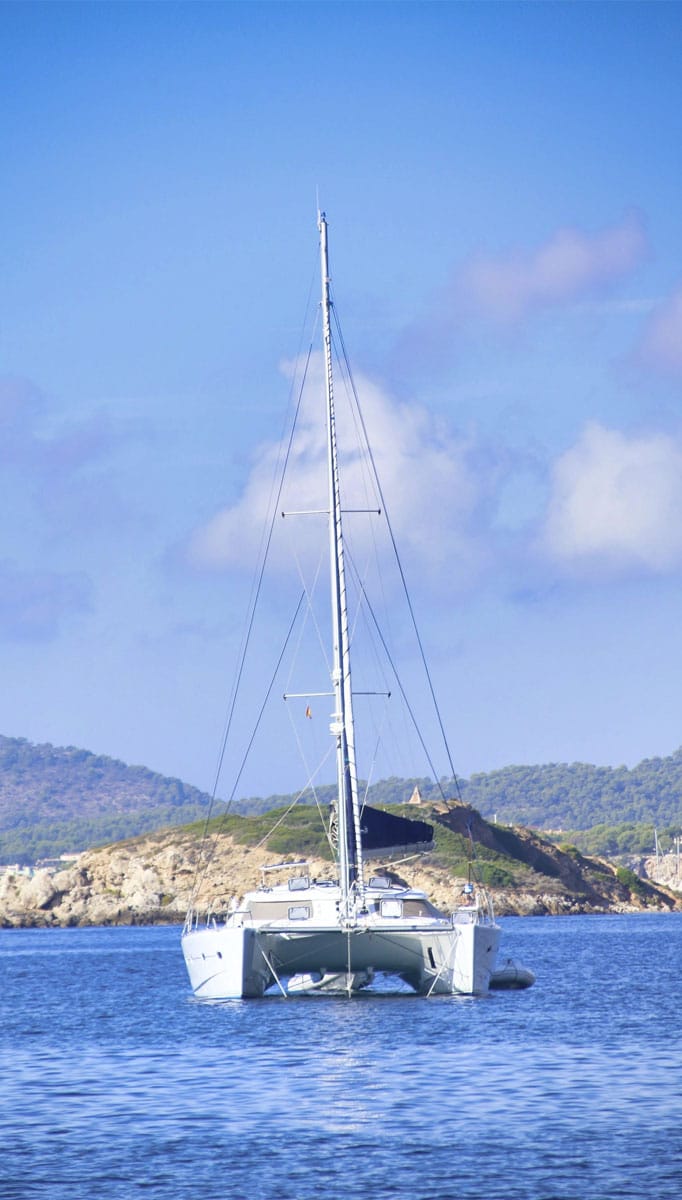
top-left (359, 805), bottom-right (433, 855)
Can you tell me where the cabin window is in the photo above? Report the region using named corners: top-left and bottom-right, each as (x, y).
top-left (402, 899), bottom-right (444, 918)
top-left (249, 901), bottom-right (293, 919)
top-left (288, 905), bottom-right (311, 921)
top-left (288, 876), bottom-right (310, 892)
top-left (380, 898), bottom-right (403, 918)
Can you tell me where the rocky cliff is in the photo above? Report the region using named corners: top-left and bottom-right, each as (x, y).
top-left (643, 851), bottom-right (682, 894)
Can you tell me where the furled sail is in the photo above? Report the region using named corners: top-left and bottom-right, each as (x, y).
top-left (359, 805), bottom-right (434, 856)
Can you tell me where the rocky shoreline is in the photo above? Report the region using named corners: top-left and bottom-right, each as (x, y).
top-left (1, 824), bottom-right (680, 929)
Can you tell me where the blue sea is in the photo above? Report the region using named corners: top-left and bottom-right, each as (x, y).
top-left (1, 913), bottom-right (681, 1200)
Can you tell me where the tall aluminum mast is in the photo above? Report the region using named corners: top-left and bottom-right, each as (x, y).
top-left (318, 211), bottom-right (365, 912)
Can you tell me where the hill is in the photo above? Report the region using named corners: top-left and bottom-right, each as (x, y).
top-left (0, 735), bottom-right (219, 863)
top-left (2, 733), bottom-right (682, 865)
top-left (460, 753), bottom-right (682, 832)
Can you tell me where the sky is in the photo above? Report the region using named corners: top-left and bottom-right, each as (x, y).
top-left (2, 0), bottom-right (682, 798)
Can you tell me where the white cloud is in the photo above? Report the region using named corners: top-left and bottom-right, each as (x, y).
top-left (638, 286), bottom-right (682, 374)
top-left (188, 357), bottom-right (490, 588)
top-left (543, 423), bottom-right (682, 573)
top-left (457, 214), bottom-right (647, 324)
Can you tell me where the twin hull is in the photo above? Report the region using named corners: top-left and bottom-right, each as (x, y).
top-left (182, 916), bottom-right (501, 999)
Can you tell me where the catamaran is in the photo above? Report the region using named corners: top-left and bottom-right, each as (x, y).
top-left (182, 214), bottom-right (502, 998)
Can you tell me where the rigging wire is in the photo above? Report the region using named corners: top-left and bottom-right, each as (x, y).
top-left (203, 257), bottom-right (320, 824)
top-left (325, 309), bottom-right (417, 798)
top-left (346, 545), bottom-right (450, 806)
top-left (253, 759), bottom-right (332, 851)
top-left (285, 524), bottom-right (332, 682)
top-left (207, 269), bottom-right (320, 803)
top-left (188, 591), bottom-right (307, 911)
top-left (187, 331), bottom-right (319, 912)
top-left (226, 591), bottom-right (306, 809)
top-left (356, 703), bottom-right (392, 817)
top-left (283, 711), bottom-right (337, 854)
top-left (330, 299), bottom-right (463, 805)
top-left (203, 340), bottom-right (315, 827)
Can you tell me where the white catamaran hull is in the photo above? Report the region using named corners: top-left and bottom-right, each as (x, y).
top-left (182, 916), bottom-right (500, 999)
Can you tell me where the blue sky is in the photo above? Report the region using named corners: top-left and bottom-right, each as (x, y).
top-left (2, 1), bottom-right (682, 797)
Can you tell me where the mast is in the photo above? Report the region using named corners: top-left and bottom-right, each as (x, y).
top-left (318, 211), bottom-right (365, 913)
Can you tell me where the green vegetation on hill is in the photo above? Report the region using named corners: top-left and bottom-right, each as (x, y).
top-left (2, 732), bottom-right (682, 865)
top-left (548, 822), bottom-right (679, 859)
top-left (0, 735), bottom-right (218, 863)
top-left (459, 754), bottom-right (682, 832)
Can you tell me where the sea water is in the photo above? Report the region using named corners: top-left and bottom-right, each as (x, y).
top-left (1, 913), bottom-right (680, 1200)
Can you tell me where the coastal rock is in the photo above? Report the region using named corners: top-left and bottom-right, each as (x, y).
top-left (644, 853), bottom-right (682, 894)
top-left (21, 869), bottom-right (59, 910)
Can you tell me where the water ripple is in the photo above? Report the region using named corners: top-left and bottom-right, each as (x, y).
top-left (1, 915), bottom-right (681, 1199)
